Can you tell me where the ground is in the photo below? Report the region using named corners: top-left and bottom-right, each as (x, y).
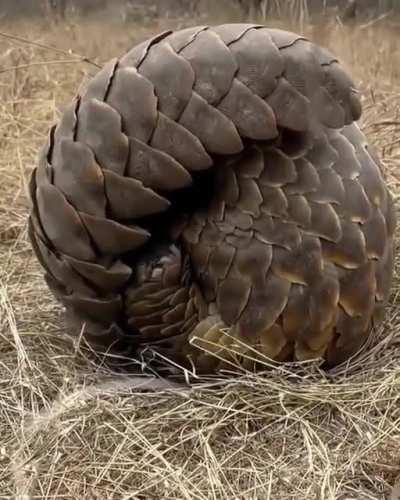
top-left (0, 12), bottom-right (400, 500)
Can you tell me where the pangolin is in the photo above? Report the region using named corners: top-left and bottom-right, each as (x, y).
top-left (28, 24), bottom-right (396, 373)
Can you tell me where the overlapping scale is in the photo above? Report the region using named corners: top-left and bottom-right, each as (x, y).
top-left (28, 23), bottom-right (395, 374)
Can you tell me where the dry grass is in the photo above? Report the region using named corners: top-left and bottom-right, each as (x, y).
top-left (0, 14), bottom-right (400, 499)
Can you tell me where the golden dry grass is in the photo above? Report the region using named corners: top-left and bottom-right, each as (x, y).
top-left (0, 14), bottom-right (400, 499)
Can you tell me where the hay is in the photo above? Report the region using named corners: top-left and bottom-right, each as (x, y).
top-left (0, 15), bottom-right (400, 499)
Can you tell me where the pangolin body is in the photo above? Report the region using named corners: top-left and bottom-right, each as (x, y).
top-left (28, 24), bottom-right (396, 373)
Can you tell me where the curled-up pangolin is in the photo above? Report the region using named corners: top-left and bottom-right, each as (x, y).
top-left (28, 24), bottom-right (396, 373)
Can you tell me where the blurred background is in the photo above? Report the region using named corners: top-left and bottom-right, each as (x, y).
top-left (0, 0), bottom-right (399, 25)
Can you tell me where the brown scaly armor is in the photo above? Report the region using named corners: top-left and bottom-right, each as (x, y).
top-left (28, 24), bottom-right (396, 373)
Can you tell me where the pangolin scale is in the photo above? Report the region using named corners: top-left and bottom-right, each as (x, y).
top-left (28, 24), bottom-right (396, 373)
